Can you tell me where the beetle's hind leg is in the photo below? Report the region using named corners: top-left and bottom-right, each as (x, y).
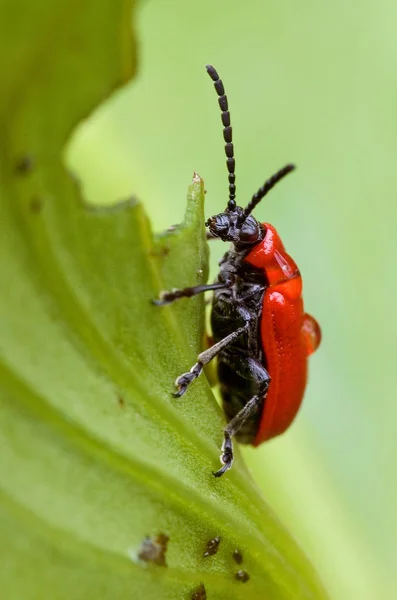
top-left (213, 360), bottom-right (270, 478)
top-left (213, 394), bottom-right (264, 477)
top-left (173, 324), bottom-right (249, 397)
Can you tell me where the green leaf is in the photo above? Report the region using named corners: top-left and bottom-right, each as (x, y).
top-left (0, 1), bottom-right (328, 599)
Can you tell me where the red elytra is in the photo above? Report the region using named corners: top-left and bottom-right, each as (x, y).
top-left (245, 223), bottom-right (321, 445)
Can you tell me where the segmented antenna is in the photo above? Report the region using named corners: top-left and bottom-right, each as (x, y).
top-left (206, 65), bottom-right (236, 210)
top-left (241, 164), bottom-right (295, 222)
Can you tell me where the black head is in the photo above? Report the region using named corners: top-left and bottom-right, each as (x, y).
top-left (205, 65), bottom-right (295, 248)
top-left (205, 209), bottom-right (263, 246)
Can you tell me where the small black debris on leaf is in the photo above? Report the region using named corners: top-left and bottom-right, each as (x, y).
top-left (191, 582), bottom-right (206, 599)
top-left (203, 536), bottom-right (221, 557)
top-left (232, 548), bottom-right (243, 564)
top-left (235, 569), bottom-right (250, 582)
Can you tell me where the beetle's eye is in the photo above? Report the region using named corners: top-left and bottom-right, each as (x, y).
top-left (239, 218), bottom-right (260, 243)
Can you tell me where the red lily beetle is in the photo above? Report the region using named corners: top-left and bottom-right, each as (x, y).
top-left (154, 65), bottom-right (321, 477)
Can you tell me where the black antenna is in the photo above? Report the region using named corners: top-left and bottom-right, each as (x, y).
top-left (241, 164), bottom-right (296, 222)
top-left (206, 65), bottom-right (236, 211)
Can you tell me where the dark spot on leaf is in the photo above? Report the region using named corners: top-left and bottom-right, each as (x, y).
top-left (203, 535), bottom-right (221, 557)
top-left (15, 154), bottom-right (34, 175)
top-left (137, 533), bottom-right (169, 566)
top-left (150, 244), bottom-right (170, 258)
top-left (191, 582), bottom-right (206, 600)
top-left (117, 395), bottom-right (125, 408)
top-left (29, 197), bottom-right (42, 213)
top-left (235, 569), bottom-right (250, 582)
top-left (232, 548), bottom-right (243, 564)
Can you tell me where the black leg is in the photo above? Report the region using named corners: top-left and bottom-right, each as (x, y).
top-left (152, 281), bottom-right (227, 306)
top-left (213, 395), bottom-right (263, 477)
top-left (173, 324), bottom-right (249, 397)
top-left (213, 361), bottom-right (270, 478)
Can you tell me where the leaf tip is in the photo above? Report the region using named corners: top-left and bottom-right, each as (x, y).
top-left (184, 173), bottom-right (206, 229)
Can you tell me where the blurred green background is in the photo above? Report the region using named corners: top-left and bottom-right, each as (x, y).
top-left (68, 1), bottom-right (397, 598)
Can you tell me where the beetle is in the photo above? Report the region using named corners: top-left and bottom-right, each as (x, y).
top-left (154, 65), bottom-right (321, 477)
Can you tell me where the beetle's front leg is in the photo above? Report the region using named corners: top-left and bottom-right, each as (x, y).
top-left (153, 281), bottom-right (228, 306)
